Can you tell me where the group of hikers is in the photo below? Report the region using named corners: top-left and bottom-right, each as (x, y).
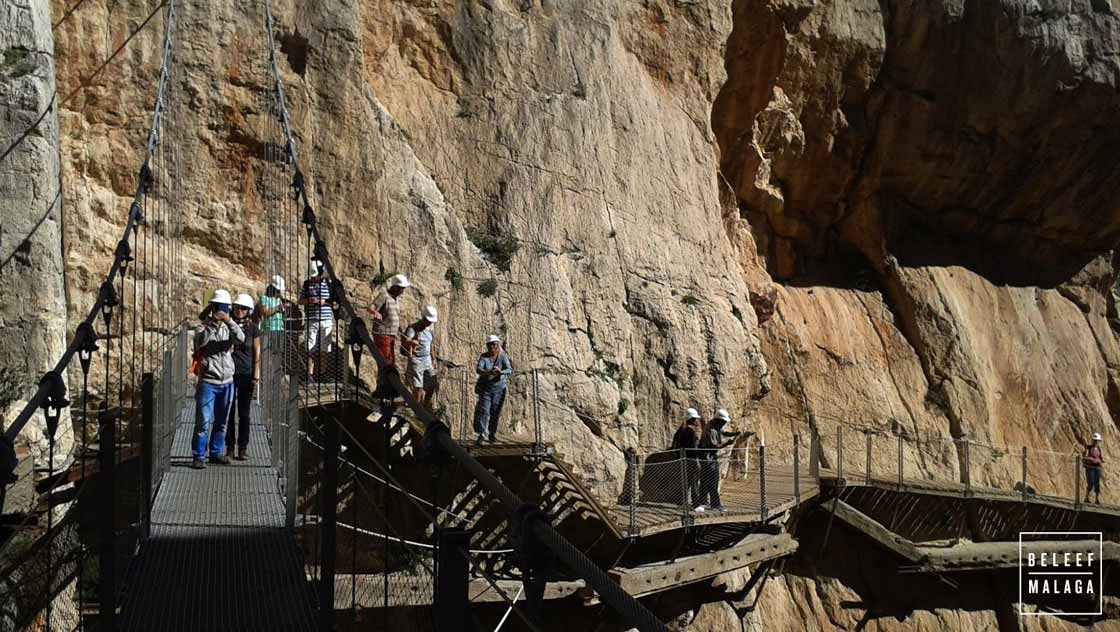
top-left (669, 407), bottom-right (743, 513)
top-left (187, 262), bottom-right (514, 469)
top-left (185, 262), bottom-right (1111, 511)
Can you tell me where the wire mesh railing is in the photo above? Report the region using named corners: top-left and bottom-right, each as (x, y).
top-left (618, 437), bottom-right (810, 537)
top-left (0, 1), bottom-right (187, 627)
top-left (814, 418), bottom-right (1110, 508)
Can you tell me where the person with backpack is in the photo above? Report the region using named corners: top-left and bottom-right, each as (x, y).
top-left (671, 408), bottom-right (702, 506)
top-left (473, 335), bottom-right (512, 446)
top-left (300, 261), bottom-right (333, 381)
top-left (696, 408), bottom-right (740, 512)
top-left (227, 294), bottom-right (259, 461)
top-left (191, 289), bottom-right (245, 469)
top-left (1083, 432), bottom-right (1105, 504)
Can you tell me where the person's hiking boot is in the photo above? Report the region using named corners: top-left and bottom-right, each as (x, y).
top-left (190, 458), bottom-right (206, 470)
top-left (475, 435), bottom-right (484, 448)
top-left (234, 448), bottom-right (248, 461)
top-left (693, 505), bottom-right (706, 513)
top-left (1096, 498), bottom-right (1102, 505)
top-left (210, 454), bottom-right (231, 465)
top-left (712, 505), bottom-right (727, 513)
top-left (488, 435), bottom-right (497, 444)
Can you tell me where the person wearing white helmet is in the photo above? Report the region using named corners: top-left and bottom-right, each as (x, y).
top-left (191, 288), bottom-right (245, 469)
top-left (1083, 431), bottom-right (1105, 504)
top-left (368, 273), bottom-right (411, 389)
top-left (258, 275), bottom-right (287, 333)
top-left (401, 305), bottom-right (439, 405)
top-left (473, 334), bottom-right (513, 446)
top-left (696, 408), bottom-right (742, 512)
top-left (300, 260), bottom-right (334, 381)
top-left (671, 408), bottom-right (703, 506)
top-left (227, 294), bottom-right (260, 461)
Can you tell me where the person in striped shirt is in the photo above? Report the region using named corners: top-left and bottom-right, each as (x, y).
top-left (300, 261), bottom-right (333, 381)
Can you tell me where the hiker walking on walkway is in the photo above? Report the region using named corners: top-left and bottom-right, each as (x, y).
top-left (473, 335), bottom-right (512, 446)
top-left (696, 408), bottom-right (740, 512)
top-left (402, 305), bottom-right (438, 405)
top-left (1084, 432), bottom-right (1105, 505)
top-left (192, 289), bottom-right (245, 469)
top-left (227, 294), bottom-right (259, 461)
top-left (300, 261), bottom-right (333, 381)
top-left (258, 275), bottom-right (287, 333)
top-left (671, 408), bottom-right (702, 506)
top-left (368, 274), bottom-right (410, 391)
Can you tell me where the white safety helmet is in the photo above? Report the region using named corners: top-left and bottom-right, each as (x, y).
top-left (1093, 432), bottom-right (1103, 441)
top-left (389, 274), bottom-right (411, 289)
top-left (422, 305), bottom-right (438, 323)
top-left (686, 408), bottom-right (701, 420)
top-left (209, 288), bottom-right (232, 305)
top-left (233, 293), bottom-right (255, 309)
top-left (308, 260), bottom-right (321, 278)
top-left (485, 334), bottom-right (501, 345)
top-left (716, 408), bottom-right (732, 423)
top-left (271, 275), bottom-right (286, 293)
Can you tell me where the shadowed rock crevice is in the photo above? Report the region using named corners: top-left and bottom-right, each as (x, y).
top-left (713, 0), bottom-right (1120, 288)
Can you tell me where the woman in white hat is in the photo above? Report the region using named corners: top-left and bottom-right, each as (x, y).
top-left (1083, 432), bottom-right (1105, 504)
top-left (228, 294), bottom-right (260, 460)
top-left (401, 305), bottom-right (439, 405)
top-left (473, 334), bottom-right (513, 446)
top-left (258, 275), bottom-right (287, 333)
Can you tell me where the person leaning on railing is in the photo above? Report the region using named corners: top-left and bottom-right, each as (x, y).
top-left (695, 409), bottom-right (740, 513)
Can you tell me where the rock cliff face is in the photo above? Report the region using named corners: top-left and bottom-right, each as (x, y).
top-left (0, 0), bottom-right (69, 488)
top-left (15, 0), bottom-right (1120, 629)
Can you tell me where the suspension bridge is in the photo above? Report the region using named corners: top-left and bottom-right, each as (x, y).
top-left (3, 1), bottom-right (1120, 630)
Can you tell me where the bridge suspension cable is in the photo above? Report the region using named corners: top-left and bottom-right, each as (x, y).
top-left (0, 1), bottom-right (188, 628)
top-left (256, 2), bottom-right (666, 629)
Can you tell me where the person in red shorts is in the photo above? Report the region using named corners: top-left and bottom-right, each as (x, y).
top-left (368, 274), bottom-right (410, 392)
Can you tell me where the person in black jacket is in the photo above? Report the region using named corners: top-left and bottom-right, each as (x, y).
top-left (671, 408), bottom-right (702, 506)
top-left (228, 294), bottom-right (260, 461)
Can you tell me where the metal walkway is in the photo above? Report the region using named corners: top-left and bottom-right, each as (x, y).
top-left (118, 399), bottom-right (316, 631)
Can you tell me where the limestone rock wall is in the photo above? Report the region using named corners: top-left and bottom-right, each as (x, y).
top-left (0, 0), bottom-right (69, 487)
top-left (20, 0), bottom-right (1120, 629)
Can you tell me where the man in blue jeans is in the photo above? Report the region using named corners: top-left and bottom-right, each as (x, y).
top-left (191, 288), bottom-right (245, 469)
top-left (473, 335), bottom-right (512, 446)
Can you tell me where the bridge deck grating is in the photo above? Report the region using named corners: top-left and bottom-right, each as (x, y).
top-left (119, 398), bottom-right (315, 631)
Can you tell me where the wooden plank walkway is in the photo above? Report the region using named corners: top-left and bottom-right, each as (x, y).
top-left (613, 467), bottom-right (819, 537)
top-left (820, 470), bottom-right (1120, 519)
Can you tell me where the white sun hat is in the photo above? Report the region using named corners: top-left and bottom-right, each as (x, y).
top-left (209, 288), bottom-right (232, 305)
top-left (422, 305), bottom-right (438, 323)
top-left (389, 274), bottom-right (411, 289)
top-left (271, 275), bottom-right (286, 293)
top-left (486, 334), bottom-right (501, 345)
top-left (233, 293), bottom-right (255, 309)
top-left (1093, 432), bottom-right (1103, 441)
top-left (716, 408), bottom-right (732, 423)
top-left (686, 408), bottom-right (701, 420)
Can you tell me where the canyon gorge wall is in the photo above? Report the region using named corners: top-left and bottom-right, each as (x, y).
top-left (6, 0), bottom-right (1120, 628)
